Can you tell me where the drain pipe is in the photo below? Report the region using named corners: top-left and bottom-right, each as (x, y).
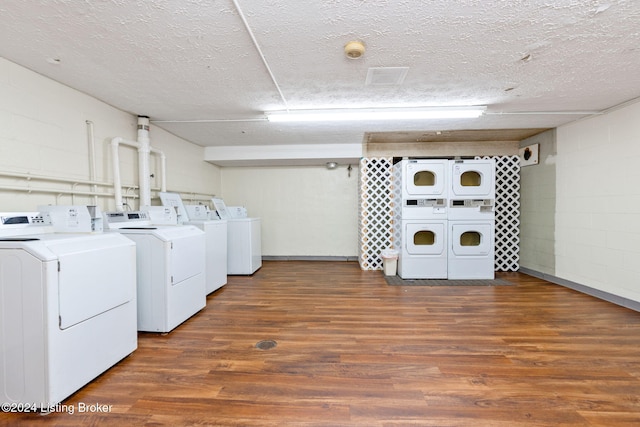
top-left (86, 120), bottom-right (99, 206)
top-left (150, 147), bottom-right (167, 192)
top-left (110, 116), bottom-right (165, 210)
top-left (137, 116), bottom-right (152, 207)
top-left (110, 137), bottom-right (141, 210)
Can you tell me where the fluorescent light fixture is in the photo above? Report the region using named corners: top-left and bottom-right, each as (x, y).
top-left (265, 106), bottom-right (486, 122)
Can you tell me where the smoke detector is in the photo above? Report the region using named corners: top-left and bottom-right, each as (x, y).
top-left (344, 40), bottom-right (365, 59)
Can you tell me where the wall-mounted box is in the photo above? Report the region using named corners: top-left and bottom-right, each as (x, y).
top-left (519, 143), bottom-right (539, 167)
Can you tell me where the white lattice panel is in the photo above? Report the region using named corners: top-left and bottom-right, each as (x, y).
top-left (480, 155), bottom-right (521, 271)
top-left (359, 156), bottom-right (521, 272)
top-left (358, 158), bottom-right (393, 270)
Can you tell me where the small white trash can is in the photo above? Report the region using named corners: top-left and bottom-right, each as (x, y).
top-left (380, 249), bottom-right (399, 276)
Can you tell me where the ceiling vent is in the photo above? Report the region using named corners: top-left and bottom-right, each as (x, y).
top-left (365, 67), bottom-right (409, 86)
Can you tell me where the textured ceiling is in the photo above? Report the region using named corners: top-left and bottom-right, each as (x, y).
top-left (1, 0), bottom-right (640, 154)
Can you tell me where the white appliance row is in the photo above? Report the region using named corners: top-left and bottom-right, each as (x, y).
top-left (0, 207), bottom-right (137, 410)
top-left (398, 158), bottom-right (495, 220)
top-left (393, 158), bottom-right (496, 280)
top-left (158, 192), bottom-right (262, 277)
top-left (1, 192), bottom-right (261, 409)
top-left (398, 219), bottom-right (495, 280)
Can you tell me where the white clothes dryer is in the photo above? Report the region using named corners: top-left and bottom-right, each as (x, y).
top-left (0, 211), bottom-right (137, 409)
top-left (398, 219), bottom-right (448, 279)
top-left (448, 220), bottom-right (495, 280)
top-left (448, 159), bottom-right (496, 220)
top-left (394, 159), bottom-right (448, 219)
top-left (104, 211), bottom-right (206, 332)
top-left (401, 159), bottom-right (448, 198)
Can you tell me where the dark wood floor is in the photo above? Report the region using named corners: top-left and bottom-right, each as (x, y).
top-left (3, 261), bottom-right (640, 426)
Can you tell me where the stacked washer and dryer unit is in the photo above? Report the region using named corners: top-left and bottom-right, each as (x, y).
top-left (394, 158), bottom-right (495, 280)
top-left (447, 159), bottom-right (496, 280)
top-left (394, 159), bottom-right (449, 279)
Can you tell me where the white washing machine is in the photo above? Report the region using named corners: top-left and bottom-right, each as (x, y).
top-left (158, 193), bottom-right (228, 294)
top-left (398, 219), bottom-right (448, 279)
top-left (212, 198), bottom-right (262, 275)
top-left (394, 158), bottom-right (448, 219)
top-left (104, 211), bottom-right (206, 332)
top-left (448, 220), bottom-right (495, 280)
top-left (0, 210), bottom-right (137, 409)
top-left (226, 218), bottom-right (261, 275)
top-left (185, 208), bottom-right (228, 294)
top-left (448, 159), bottom-right (495, 220)
top-left (392, 159), bottom-right (449, 278)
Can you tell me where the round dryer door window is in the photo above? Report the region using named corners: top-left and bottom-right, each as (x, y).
top-left (405, 222), bottom-right (446, 255)
top-left (450, 223), bottom-right (493, 256)
top-left (404, 160), bottom-right (447, 197)
top-left (450, 160), bottom-right (495, 198)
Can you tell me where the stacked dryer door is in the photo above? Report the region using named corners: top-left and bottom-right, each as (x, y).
top-left (447, 159), bottom-right (496, 279)
top-left (395, 159), bottom-right (448, 279)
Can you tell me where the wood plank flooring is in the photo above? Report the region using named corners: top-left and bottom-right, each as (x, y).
top-left (3, 261), bottom-right (640, 426)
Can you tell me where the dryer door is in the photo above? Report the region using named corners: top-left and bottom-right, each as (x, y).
top-left (404, 160), bottom-right (446, 197)
top-left (405, 222), bottom-right (446, 256)
top-left (450, 222), bottom-right (493, 256)
top-left (450, 160), bottom-right (495, 198)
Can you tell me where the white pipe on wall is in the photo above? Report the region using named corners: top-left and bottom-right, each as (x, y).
top-left (86, 120), bottom-right (99, 205)
top-left (0, 171), bottom-right (111, 187)
top-left (110, 117), bottom-right (166, 210)
top-left (0, 184), bottom-right (118, 198)
top-left (137, 116), bottom-right (152, 207)
top-left (150, 147), bottom-right (167, 192)
top-left (110, 136), bottom-right (141, 211)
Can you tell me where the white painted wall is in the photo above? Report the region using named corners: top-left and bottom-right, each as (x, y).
top-left (220, 165), bottom-right (359, 257)
top-left (519, 129), bottom-right (556, 275)
top-left (556, 100), bottom-right (640, 302)
top-left (0, 58), bottom-right (220, 211)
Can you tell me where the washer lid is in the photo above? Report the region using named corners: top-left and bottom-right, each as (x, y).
top-left (55, 236), bottom-right (136, 329)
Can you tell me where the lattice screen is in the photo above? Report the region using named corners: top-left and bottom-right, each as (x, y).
top-left (480, 155), bottom-right (521, 271)
top-left (358, 157), bottom-right (393, 270)
top-left (358, 156), bottom-right (521, 272)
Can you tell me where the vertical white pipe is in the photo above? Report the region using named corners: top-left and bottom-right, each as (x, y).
top-left (86, 120), bottom-right (99, 205)
top-left (111, 137), bottom-right (124, 211)
top-left (137, 116), bottom-right (151, 208)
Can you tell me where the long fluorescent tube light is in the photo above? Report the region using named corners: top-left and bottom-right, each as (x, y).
top-left (265, 106), bottom-right (486, 122)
